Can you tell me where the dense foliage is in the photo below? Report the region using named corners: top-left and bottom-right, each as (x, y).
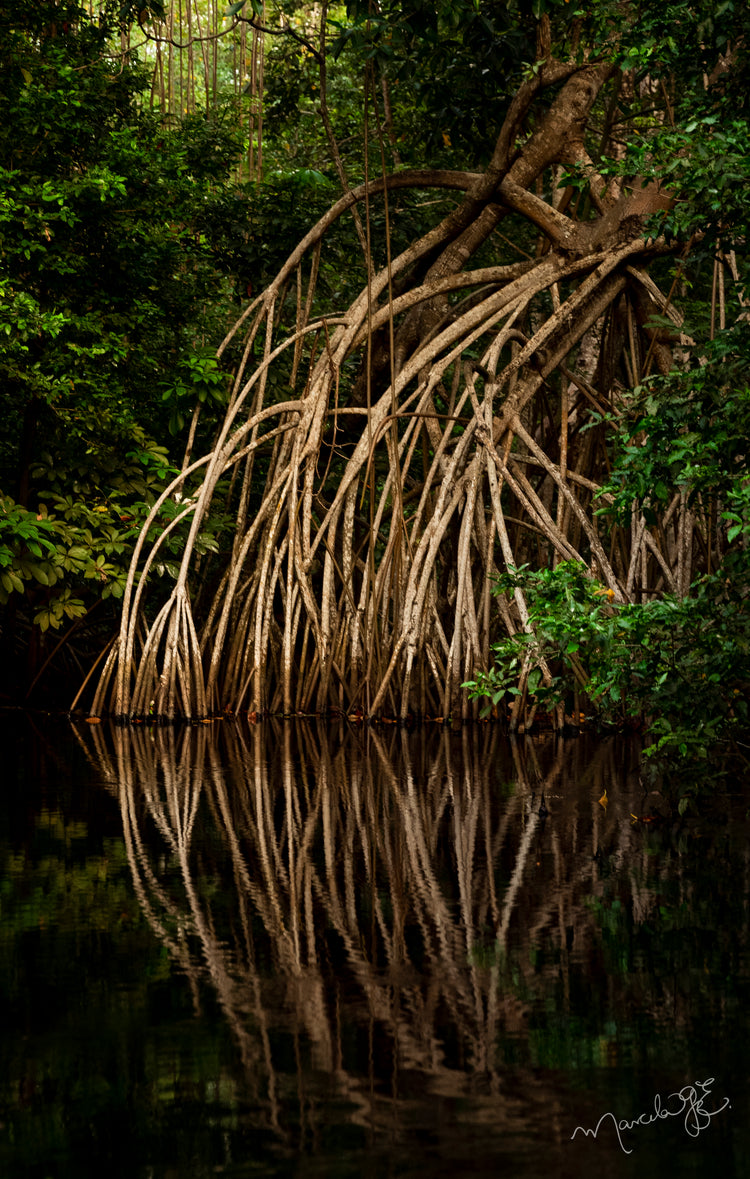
top-left (0, 0), bottom-right (248, 694)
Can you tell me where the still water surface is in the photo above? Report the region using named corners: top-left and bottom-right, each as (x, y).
top-left (0, 716), bottom-right (748, 1178)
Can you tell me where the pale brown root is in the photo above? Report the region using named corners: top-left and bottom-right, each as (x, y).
top-left (89, 56), bottom-right (730, 725)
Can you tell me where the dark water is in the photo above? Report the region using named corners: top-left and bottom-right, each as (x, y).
top-left (0, 716), bottom-right (748, 1178)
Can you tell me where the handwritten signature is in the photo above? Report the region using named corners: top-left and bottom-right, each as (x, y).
top-left (570, 1078), bottom-right (730, 1154)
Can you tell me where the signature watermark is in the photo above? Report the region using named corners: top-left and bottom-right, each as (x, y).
top-left (570, 1078), bottom-right (730, 1154)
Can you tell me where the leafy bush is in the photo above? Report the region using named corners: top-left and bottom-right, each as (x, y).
top-left (465, 560), bottom-right (749, 799)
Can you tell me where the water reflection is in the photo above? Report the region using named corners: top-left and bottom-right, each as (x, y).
top-left (62, 720), bottom-right (748, 1177)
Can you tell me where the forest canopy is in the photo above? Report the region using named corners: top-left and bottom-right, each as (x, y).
top-left (1, 0), bottom-right (748, 789)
